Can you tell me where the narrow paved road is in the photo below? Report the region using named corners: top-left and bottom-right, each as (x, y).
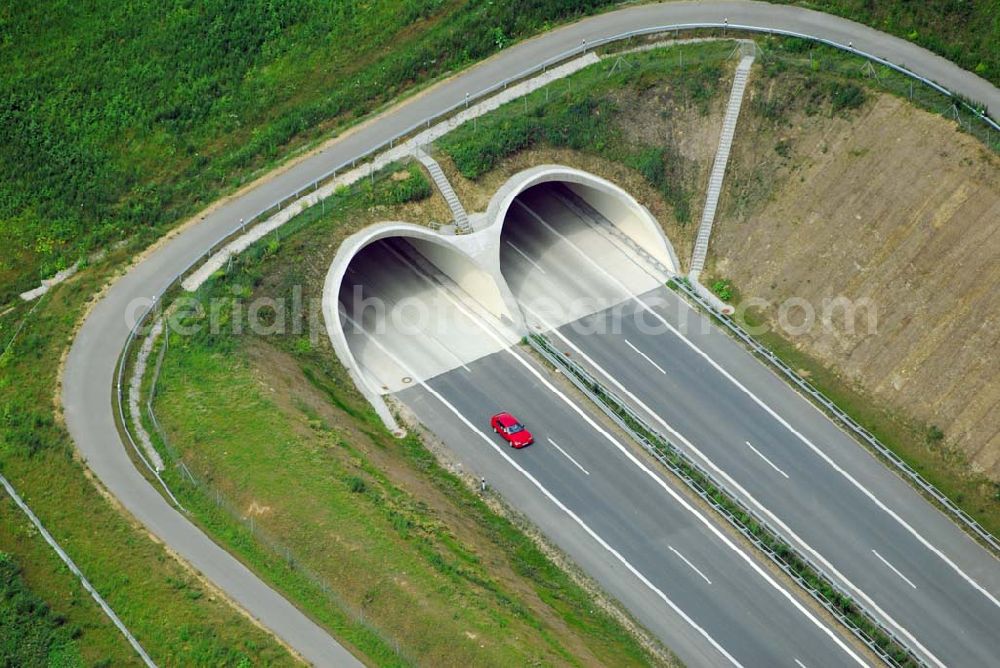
top-left (63, 2), bottom-right (999, 664)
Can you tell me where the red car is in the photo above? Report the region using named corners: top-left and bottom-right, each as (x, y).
top-left (490, 412), bottom-right (534, 448)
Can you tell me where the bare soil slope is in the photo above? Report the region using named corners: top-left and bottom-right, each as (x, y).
top-left (711, 85), bottom-right (1000, 480)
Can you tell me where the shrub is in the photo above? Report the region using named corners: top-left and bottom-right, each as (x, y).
top-left (829, 82), bottom-right (866, 112)
top-left (711, 279), bottom-right (734, 302)
top-left (383, 165), bottom-right (433, 205)
top-left (0, 553), bottom-right (82, 665)
top-left (347, 476), bottom-right (367, 494)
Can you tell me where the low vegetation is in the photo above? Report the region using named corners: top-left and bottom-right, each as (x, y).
top-left (707, 39), bottom-right (1000, 535)
top-left (783, 0), bottom-right (1000, 87)
top-left (0, 552), bottom-right (82, 666)
top-left (0, 0), bottom-right (619, 303)
top-left (438, 30), bottom-right (1000, 579)
top-left (1, 1), bottom-right (995, 660)
top-left (439, 41), bottom-right (734, 225)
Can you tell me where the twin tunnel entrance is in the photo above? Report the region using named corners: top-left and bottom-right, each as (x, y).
top-left (323, 167), bottom-right (678, 425)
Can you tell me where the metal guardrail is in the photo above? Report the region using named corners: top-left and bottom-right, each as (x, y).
top-left (526, 332), bottom-right (923, 667)
top-left (672, 280), bottom-right (1000, 556)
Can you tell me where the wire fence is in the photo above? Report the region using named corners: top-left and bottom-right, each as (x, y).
top-left (0, 474), bottom-right (157, 667)
top-left (753, 39), bottom-right (999, 152)
top-left (116, 24), bottom-right (1000, 487)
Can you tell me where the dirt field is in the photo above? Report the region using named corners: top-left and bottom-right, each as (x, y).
top-left (709, 79), bottom-right (1000, 481)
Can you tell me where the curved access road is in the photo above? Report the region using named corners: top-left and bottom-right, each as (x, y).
top-left (62, 2), bottom-right (999, 664)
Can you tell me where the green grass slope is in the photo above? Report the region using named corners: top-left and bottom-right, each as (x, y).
top-left (0, 0), bottom-right (612, 301)
top-left (787, 1), bottom-right (999, 88)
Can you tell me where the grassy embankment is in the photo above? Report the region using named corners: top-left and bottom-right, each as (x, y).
top-left (706, 270), bottom-right (1000, 535)
top-left (149, 164), bottom-right (668, 666)
top-left (710, 40), bottom-right (1000, 536)
top-left (442, 41), bottom-right (733, 223)
top-left (0, 0), bottom-right (618, 303)
top-left (785, 0), bottom-right (1000, 90)
top-left (1, 551), bottom-right (83, 666)
top-left (3, 1), bottom-right (997, 304)
top-left (0, 252), bottom-right (297, 666)
top-left (740, 308), bottom-right (1000, 537)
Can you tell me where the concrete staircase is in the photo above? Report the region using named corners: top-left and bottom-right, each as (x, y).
top-left (415, 148), bottom-right (471, 233)
top-left (689, 54), bottom-right (754, 277)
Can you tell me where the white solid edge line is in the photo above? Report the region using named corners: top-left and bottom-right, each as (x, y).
top-left (669, 546), bottom-right (713, 585)
top-left (872, 550), bottom-right (918, 590)
top-left (520, 191), bottom-right (670, 285)
top-left (505, 239), bottom-right (547, 274)
top-left (547, 438), bottom-right (590, 475)
top-left (745, 441), bottom-right (790, 480)
top-left (398, 259), bottom-right (868, 667)
top-left (344, 314), bottom-right (743, 667)
top-left (624, 338), bottom-right (667, 374)
top-left (795, 660), bottom-right (808, 668)
top-left (517, 201), bottom-right (941, 667)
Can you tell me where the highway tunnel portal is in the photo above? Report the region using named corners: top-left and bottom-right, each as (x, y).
top-left (322, 166), bottom-right (679, 430)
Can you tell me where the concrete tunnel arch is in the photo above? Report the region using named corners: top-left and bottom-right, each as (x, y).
top-left (484, 165), bottom-right (680, 276)
top-left (322, 221), bottom-right (517, 432)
